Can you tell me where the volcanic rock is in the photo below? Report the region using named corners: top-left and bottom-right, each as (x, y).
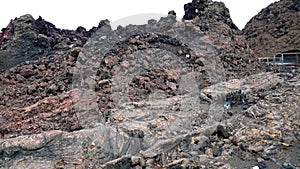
top-left (0, 1), bottom-right (299, 169)
top-left (243, 0), bottom-right (300, 58)
top-left (0, 15), bottom-right (49, 69)
top-left (0, 14), bottom-right (99, 70)
top-left (183, 0), bottom-right (259, 79)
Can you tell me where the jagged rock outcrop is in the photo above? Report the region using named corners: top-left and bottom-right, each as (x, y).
top-left (0, 15), bottom-right (50, 69)
top-left (0, 14), bottom-right (98, 70)
top-left (183, 0), bottom-right (259, 79)
top-left (243, 0), bottom-right (300, 58)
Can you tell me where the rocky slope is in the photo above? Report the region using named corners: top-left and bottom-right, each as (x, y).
top-left (0, 0), bottom-right (299, 169)
top-left (0, 14), bottom-right (99, 70)
top-left (243, 0), bottom-right (300, 58)
top-left (183, 0), bottom-right (259, 79)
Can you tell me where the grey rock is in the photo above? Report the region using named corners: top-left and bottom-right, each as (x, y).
top-left (282, 162), bottom-right (295, 169)
top-left (248, 145), bottom-right (264, 153)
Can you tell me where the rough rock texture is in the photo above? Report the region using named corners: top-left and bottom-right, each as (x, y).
top-left (0, 14), bottom-right (98, 70)
top-left (243, 0), bottom-right (300, 58)
top-left (183, 0), bottom-right (259, 79)
top-left (0, 15), bottom-right (105, 138)
top-left (0, 1), bottom-right (299, 169)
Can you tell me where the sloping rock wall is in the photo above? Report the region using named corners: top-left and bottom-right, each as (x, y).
top-left (243, 0), bottom-right (300, 58)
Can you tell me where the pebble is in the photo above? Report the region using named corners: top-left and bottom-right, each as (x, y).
top-left (180, 152), bottom-right (192, 158)
top-left (257, 157), bottom-right (264, 163)
top-left (205, 148), bottom-right (213, 156)
top-left (282, 162), bottom-right (294, 169)
top-left (264, 145), bottom-right (278, 155)
top-left (215, 125), bottom-right (230, 138)
top-left (257, 162), bottom-right (266, 169)
top-left (261, 155), bottom-right (270, 161)
top-left (171, 152), bottom-right (177, 161)
top-left (27, 84), bottom-right (37, 94)
top-left (248, 145), bottom-right (264, 153)
top-left (190, 151), bottom-right (199, 156)
top-left (212, 146), bottom-right (222, 157)
top-left (131, 156), bottom-right (141, 165)
top-left (223, 139), bottom-right (231, 144)
top-left (16, 74), bottom-right (26, 82)
top-left (47, 84), bottom-right (57, 93)
top-left (166, 81), bottom-right (177, 91)
top-left (38, 64), bottom-right (46, 71)
top-left (121, 61), bottom-right (130, 68)
top-left (140, 157), bottom-right (146, 167)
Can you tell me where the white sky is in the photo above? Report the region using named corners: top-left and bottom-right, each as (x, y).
top-left (0, 0), bottom-right (278, 31)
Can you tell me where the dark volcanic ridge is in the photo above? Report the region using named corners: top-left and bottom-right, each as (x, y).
top-left (0, 14), bottom-right (107, 70)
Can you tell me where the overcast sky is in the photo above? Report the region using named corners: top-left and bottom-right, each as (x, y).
top-left (0, 0), bottom-right (278, 31)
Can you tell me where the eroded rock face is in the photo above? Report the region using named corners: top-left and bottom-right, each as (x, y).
top-left (0, 15), bottom-right (50, 69)
top-left (183, 0), bottom-right (259, 79)
top-left (0, 14), bottom-right (98, 70)
top-left (183, 0), bottom-right (238, 30)
top-left (243, 0), bottom-right (300, 58)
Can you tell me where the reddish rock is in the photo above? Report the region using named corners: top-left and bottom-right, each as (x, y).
top-left (243, 0), bottom-right (300, 58)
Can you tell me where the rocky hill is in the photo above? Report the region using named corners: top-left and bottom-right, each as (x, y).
top-left (183, 0), bottom-right (258, 78)
top-left (243, 0), bottom-right (300, 58)
top-left (0, 14), bottom-right (101, 70)
top-left (0, 0), bottom-right (299, 169)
